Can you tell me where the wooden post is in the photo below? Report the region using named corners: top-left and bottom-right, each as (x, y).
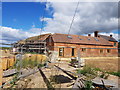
top-left (0, 58), bottom-right (3, 86)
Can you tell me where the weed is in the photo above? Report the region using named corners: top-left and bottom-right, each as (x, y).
top-left (85, 80), bottom-right (93, 90)
top-left (108, 72), bottom-right (120, 77)
top-left (77, 66), bottom-right (97, 76)
top-left (93, 68), bottom-right (102, 72)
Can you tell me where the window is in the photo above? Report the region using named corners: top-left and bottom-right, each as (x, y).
top-left (78, 37), bottom-right (83, 40)
top-left (59, 48), bottom-right (64, 56)
top-left (107, 49), bottom-right (110, 53)
top-left (81, 48), bottom-right (86, 52)
top-left (114, 42), bottom-right (116, 46)
top-left (67, 35), bottom-right (72, 39)
top-left (88, 38), bottom-right (90, 40)
top-left (100, 49), bottom-right (103, 53)
top-left (94, 38), bottom-right (99, 41)
top-left (72, 48), bottom-right (75, 56)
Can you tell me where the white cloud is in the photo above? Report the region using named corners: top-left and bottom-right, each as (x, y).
top-left (1, 2), bottom-right (119, 44)
top-left (44, 2), bottom-right (118, 35)
top-left (0, 26), bottom-right (119, 45)
top-left (0, 26), bottom-right (50, 44)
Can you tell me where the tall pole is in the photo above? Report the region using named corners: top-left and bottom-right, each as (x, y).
top-left (19, 44), bottom-right (23, 76)
top-left (77, 48), bottom-right (81, 68)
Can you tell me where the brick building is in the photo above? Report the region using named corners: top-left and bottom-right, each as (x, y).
top-left (14, 31), bottom-right (118, 58)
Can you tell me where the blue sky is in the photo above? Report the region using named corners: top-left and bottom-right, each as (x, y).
top-left (2, 2), bottom-right (53, 30)
top-left (1, 2), bottom-right (119, 44)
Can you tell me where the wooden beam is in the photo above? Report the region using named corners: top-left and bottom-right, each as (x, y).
top-left (0, 58), bottom-right (2, 86)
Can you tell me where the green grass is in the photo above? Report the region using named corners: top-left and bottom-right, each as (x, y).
top-left (77, 66), bottom-right (97, 76)
top-left (12, 58), bottom-right (44, 70)
top-left (25, 52), bottom-right (38, 54)
top-left (21, 59), bottom-right (42, 68)
top-left (85, 80), bottom-right (93, 90)
top-left (77, 65), bottom-right (120, 79)
top-left (108, 71), bottom-right (120, 77)
top-left (0, 47), bottom-right (11, 50)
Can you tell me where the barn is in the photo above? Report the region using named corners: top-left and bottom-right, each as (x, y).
top-left (14, 31), bottom-right (118, 59)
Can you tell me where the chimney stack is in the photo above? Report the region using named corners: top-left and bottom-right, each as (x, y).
top-left (94, 31), bottom-right (99, 37)
top-left (88, 34), bottom-right (91, 36)
top-left (110, 35), bottom-right (112, 38)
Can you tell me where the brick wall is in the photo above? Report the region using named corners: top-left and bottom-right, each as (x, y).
top-left (53, 42), bottom-right (118, 58)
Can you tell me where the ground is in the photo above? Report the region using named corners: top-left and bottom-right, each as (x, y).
top-left (1, 49), bottom-right (120, 88)
top-left (2, 61), bottom-right (120, 88)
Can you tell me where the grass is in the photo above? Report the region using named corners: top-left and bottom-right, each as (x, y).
top-left (12, 58), bottom-right (44, 70)
top-left (77, 66), bottom-right (97, 76)
top-left (25, 52), bottom-right (38, 54)
top-left (77, 65), bottom-right (120, 79)
top-left (0, 47), bottom-right (11, 50)
top-left (85, 80), bottom-right (93, 90)
top-left (10, 73), bottom-right (19, 88)
top-left (108, 71), bottom-right (120, 77)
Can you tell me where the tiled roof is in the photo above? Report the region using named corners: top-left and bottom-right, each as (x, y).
top-left (26, 34), bottom-right (51, 42)
top-left (52, 33), bottom-right (112, 46)
top-left (17, 34), bottom-right (51, 44)
top-left (99, 35), bottom-right (117, 42)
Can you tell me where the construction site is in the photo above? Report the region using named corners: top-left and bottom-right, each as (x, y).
top-left (0, 31), bottom-right (120, 89)
top-left (1, 1), bottom-right (120, 89)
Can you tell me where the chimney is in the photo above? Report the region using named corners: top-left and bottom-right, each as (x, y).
top-left (88, 34), bottom-right (91, 36)
top-left (110, 34), bottom-right (112, 38)
top-left (94, 31), bottom-right (99, 37)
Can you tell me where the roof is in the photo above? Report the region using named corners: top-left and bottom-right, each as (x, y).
top-left (99, 35), bottom-right (117, 42)
top-left (17, 33), bottom-right (51, 44)
top-left (26, 34), bottom-right (50, 41)
top-left (52, 33), bottom-right (112, 46)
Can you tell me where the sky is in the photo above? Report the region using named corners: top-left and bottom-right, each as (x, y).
top-left (0, 1), bottom-right (119, 45)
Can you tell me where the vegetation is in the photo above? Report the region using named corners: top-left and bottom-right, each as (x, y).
top-left (0, 47), bottom-right (11, 50)
top-left (13, 59), bottom-right (44, 70)
top-left (108, 71), bottom-right (120, 77)
top-left (25, 52), bottom-right (39, 54)
top-left (77, 66), bottom-right (120, 80)
top-left (10, 73), bottom-right (19, 88)
top-left (77, 66), bottom-right (97, 76)
top-left (85, 80), bottom-right (93, 90)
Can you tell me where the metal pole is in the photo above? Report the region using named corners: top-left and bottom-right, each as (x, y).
top-left (0, 58), bottom-right (2, 86)
top-left (19, 45), bottom-right (23, 76)
top-left (77, 48), bottom-right (81, 68)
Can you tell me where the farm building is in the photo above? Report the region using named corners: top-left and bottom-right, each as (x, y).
top-left (13, 31), bottom-right (118, 58)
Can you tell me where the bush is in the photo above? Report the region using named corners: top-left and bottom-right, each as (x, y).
top-left (14, 59), bottom-right (42, 69)
top-left (77, 66), bottom-right (97, 76)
